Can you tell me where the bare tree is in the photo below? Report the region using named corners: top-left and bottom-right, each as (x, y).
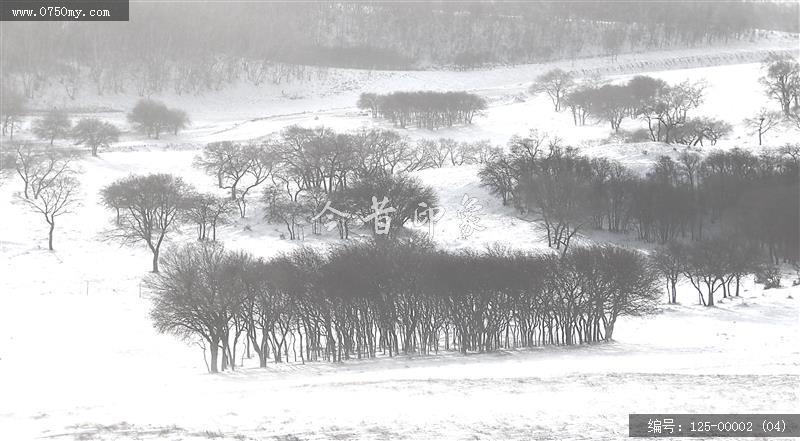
top-left (13, 144), bottom-right (73, 200)
top-left (356, 92), bottom-right (380, 117)
top-left (103, 173), bottom-right (192, 272)
top-left (235, 144), bottom-right (274, 218)
top-left (417, 139), bottom-right (449, 168)
top-left (672, 117), bottom-right (731, 147)
top-left (529, 69), bottom-right (574, 112)
top-left (148, 241), bottom-right (245, 373)
top-left (651, 244), bottom-right (685, 304)
top-left (516, 145), bottom-right (592, 255)
top-left (165, 108), bottom-right (190, 136)
top-left (345, 173), bottom-right (438, 239)
top-left (760, 55), bottom-right (800, 116)
top-left (23, 175), bottom-right (79, 250)
top-left (588, 84), bottom-right (630, 132)
top-left (788, 105), bottom-right (800, 131)
top-left (195, 141), bottom-right (250, 199)
top-left (183, 192), bottom-right (235, 241)
top-left (637, 80), bottom-right (705, 143)
top-left (262, 186), bottom-right (313, 240)
top-left (32, 109), bottom-right (72, 146)
top-left (72, 118), bottom-right (120, 156)
top-left (478, 155), bottom-right (516, 206)
top-left (744, 108), bottom-right (782, 146)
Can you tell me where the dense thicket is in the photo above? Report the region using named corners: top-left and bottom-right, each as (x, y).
top-left (481, 133), bottom-right (800, 263)
top-left (148, 239), bottom-right (659, 372)
top-left (3, 2), bottom-right (795, 98)
top-left (195, 127), bottom-right (495, 238)
top-left (554, 74), bottom-right (720, 143)
top-left (127, 99), bottom-right (189, 139)
top-left (360, 92), bottom-right (487, 129)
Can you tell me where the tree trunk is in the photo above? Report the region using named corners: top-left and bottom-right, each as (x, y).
top-left (48, 221), bottom-right (55, 251)
top-left (209, 339), bottom-right (219, 373)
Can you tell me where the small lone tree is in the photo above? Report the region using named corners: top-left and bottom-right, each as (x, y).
top-left (23, 175), bottom-right (79, 251)
top-left (103, 173), bottom-right (192, 272)
top-left (14, 144), bottom-right (73, 200)
top-left (744, 108), bottom-right (782, 146)
top-left (72, 118), bottom-right (120, 156)
top-left (32, 109), bottom-right (72, 146)
top-left (529, 69), bottom-right (574, 112)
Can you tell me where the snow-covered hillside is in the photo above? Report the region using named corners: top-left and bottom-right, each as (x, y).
top-left (11, 37), bottom-right (798, 150)
top-left (1, 38), bottom-right (799, 440)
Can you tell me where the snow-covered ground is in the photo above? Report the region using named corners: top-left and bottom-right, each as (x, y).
top-left (2, 39), bottom-right (799, 440)
top-left (1, 241), bottom-right (797, 440)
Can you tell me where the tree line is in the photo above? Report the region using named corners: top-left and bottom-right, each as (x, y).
top-left (359, 91), bottom-right (487, 129)
top-left (0, 95), bottom-right (188, 152)
top-left (532, 56), bottom-right (799, 145)
top-left (651, 238), bottom-right (771, 308)
top-left (532, 70), bottom-right (722, 143)
top-left (480, 131), bottom-right (799, 264)
top-left (148, 239), bottom-right (660, 373)
top-left (2, 104), bottom-right (120, 156)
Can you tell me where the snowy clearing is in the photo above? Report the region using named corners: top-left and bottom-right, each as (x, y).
top-left (2, 32), bottom-right (799, 440)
